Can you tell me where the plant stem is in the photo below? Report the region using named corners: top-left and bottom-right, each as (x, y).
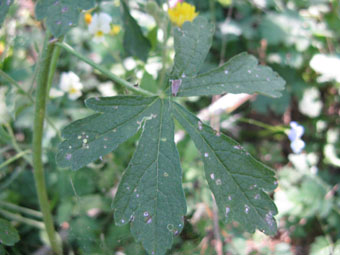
top-left (0, 201), bottom-right (43, 219)
top-left (4, 123), bottom-right (32, 165)
top-left (33, 33), bottom-right (62, 255)
top-left (0, 70), bottom-right (62, 139)
top-left (47, 37), bottom-right (64, 92)
top-left (0, 69), bottom-right (34, 101)
top-left (0, 208), bottom-right (45, 230)
top-left (56, 42), bottom-right (155, 97)
top-left (209, 0), bottom-right (216, 24)
top-left (0, 168), bottom-right (24, 191)
top-left (158, 21), bottom-right (169, 89)
top-left (0, 150), bottom-right (31, 171)
top-left (237, 117), bottom-right (287, 133)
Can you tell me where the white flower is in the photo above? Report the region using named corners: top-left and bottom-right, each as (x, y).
top-left (88, 13), bottom-right (112, 43)
top-left (49, 87), bottom-right (65, 98)
top-left (98, 81), bottom-right (117, 97)
top-left (310, 54), bottom-right (340, 83)
top-left (287, 121), bottom-right (305, 154)
top-left (59, 72), bottom-right (83, 100)
top-left (298, 87), bottom-right (323, 118)
top-left (290, 139), bottom-right (305, 154)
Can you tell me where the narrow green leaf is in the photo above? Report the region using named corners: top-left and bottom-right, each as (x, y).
top-left (0, 0), bottom-right (13, 27)
top-left (172, 17), bottom-right (215, 77)
top-left (0, 218), bottom-right (20, 246)
top-left (35, 0), bottom-right (95, 37)
top-left (113, 99), bottom-right (186, 255)
top-left (56, 96), bottom-right (158, 170)
top-left (121, 1), bottom-right (151, 62)
top-left (175, 52), bottom-right (285, 98)
top-left (173, 103), bottom-right (278, 236)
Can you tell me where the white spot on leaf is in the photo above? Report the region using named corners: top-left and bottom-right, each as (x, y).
top-left (198, 121), bottom-right (203, 130)
top-left (265, 211), bottom-right (275, 227)
top-left (244, 204), bottom-right (250, 214)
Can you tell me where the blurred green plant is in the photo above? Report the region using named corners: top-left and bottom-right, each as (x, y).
top-left (0, 0), bottom-right (339, 255)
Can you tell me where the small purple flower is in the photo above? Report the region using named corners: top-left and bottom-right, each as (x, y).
top-left (287, 121), bottom-right (305, 154)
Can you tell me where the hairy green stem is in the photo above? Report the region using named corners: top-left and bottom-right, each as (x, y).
top-left (0, 201), bottom-right (43, 219)
top-left (0, 150), bottom-right (31, 171)
top-left (56, 42), bottom-right (155, 97)
top-left (0, 208), bottom-right (45, 230)
top-left (47, 37), bottom-right (64, 92)
top-left (33, 33), bottom-right (62, 255)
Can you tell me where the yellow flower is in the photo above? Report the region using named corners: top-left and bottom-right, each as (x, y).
top-left (84, 13), bottom-right (92, 25)
top-left (110, 25), bottom-right (121, 35)
top-left (168, 2), bottom-right (198, 27)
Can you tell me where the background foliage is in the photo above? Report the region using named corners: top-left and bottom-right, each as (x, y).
top-left (0, 0), bottom-right (339, 254)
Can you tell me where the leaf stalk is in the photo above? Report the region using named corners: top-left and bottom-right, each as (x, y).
top-left (56, 42), bottom-right (156, 97)
top-left (32, 33), bottom-right (63, 255)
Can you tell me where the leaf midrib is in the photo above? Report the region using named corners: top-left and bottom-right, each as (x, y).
top-left (68, 98), bottom-right (159, 156)
top-left (174, 104), bottom-right (268, 226)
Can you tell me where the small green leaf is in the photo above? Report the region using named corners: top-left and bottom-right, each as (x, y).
top-left (122, 2), bottom-right (151, 62)
top-left (35, 0), bottom-right (95, 37)
top-left (173, 103), bottom-right (278, 236)
top-left (113, 99), bottom-right (186, 255)
top-left (56, 96), bottom-right (158, 170)
top-left (175, 52), bottom-right (285, 98)
top-left (172, 17), bottom-right (215, 77)
top-left (0, 218), bottom-right (20, 246)
top-left (0, 0), bottom-right (13, 27)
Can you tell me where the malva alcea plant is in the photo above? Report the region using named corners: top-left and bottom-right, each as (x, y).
top-left (0, 1), bottom-right (285, 255)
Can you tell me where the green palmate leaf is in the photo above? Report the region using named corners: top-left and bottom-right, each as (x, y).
top-left (122, 2), bottom-right (151, 62)
top-left (171, 17), bottom-right (215, 77)
top-left (0, 0), bottom-right (13, 27)
top-left (56, 96), bottom-right (158, 170)
top-left (0, 218), bottom-right (20, 246)
top-left (35, 0), bottom-right (95, 37)
top-left (173, 103), bottom-right (278, 235)
top-left (113, 99), bottom-right (186, 255)
top-left (175, 52), bottom-right (285, 98)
